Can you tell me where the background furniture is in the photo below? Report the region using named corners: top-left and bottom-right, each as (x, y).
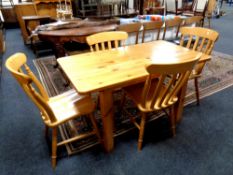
top-left (142, 21), bottom-right (163, 43)
top-left (14, 0), bottom-right (73, 44)
top-left (166, 0), bottom-right (183, 15)
top-left (117, 22), bottom-right (142, 45)
top-left (179, 26), bottom-right (219, 105)
top-left (144, 0), bottom-right (165, 15)
top-left (38, 23), bottom-right (118, 58)
top-left (162, 17), bottom-right (183, 40)
top-left (14, 3), bottom-right (38, 44)
top-left (182, 0), bottom-right (209, 26)
top-left (5, 52), bottom-right (101, 168)
top-left (22, 15), bottom-right (55, 57)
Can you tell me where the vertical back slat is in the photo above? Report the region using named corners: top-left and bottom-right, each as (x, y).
top-left (95, 44), bottom-right (99, 51)
top-left (101, 42), bottom-right (105, 50)
top-left (150, 75), bottom-right (166, 109)
top-left (186, 35), bottom-right (193, 48)
top-left (192, 36), bottom-right (200, 50)
top-left (108, 41), bottom-right (111, 49)
top-left (156, 28), bottom-right (161, 40)
top-left (180, 35), bottom-right (184, 46)
top-left (203, 40), bottom-right (212, 54)
top-left (115, 40), bottom-right (119, 48)
top-left (198, 38), bottom-right (206, 52)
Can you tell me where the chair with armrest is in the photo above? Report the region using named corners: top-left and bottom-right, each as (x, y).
top-left (117, 22), bottom-right (142, 45)
top-left (5, 53), bottom-right (101, 168)
top-left (122, 55), bottom-right (200, 150)
top-left (179, 26), bottom-right (219, 105)
top-left (86, 31), bottom-right (128, 51)
top-left (142, 21), bottom-right (164, 43)
top-left (162, 17), bottom-right (183, 41)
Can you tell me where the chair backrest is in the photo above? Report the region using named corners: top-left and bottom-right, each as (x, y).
top-left (180, 26), bottom-right (219, 75)
top-left (183, 16), bottom-right (203, 27)
top-left (162, 17), bottom-right (183, 40)
top-left (5, 53), bottom-right (57, 125)
top-left (180, 27), bottom-right (219, 55)
top-left (142, 21), bottom-right (164, 43)
top-left (86, 31), bottom-right (128, 52)
top-left (117, 22), bottom-right (142, 45)
top-left (140, 56), bottom-right (200, 110)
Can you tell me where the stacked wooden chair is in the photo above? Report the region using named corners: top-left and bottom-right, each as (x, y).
top-left (117, 23), bottom-right (142, 45)
top-left (162, 17), bottom-right (183, 41)
top-left (142, 21), bottom-right (164, 43)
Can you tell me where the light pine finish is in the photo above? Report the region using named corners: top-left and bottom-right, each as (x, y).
top-left (58, 40), bottom-right (209, 152)
top-left (142, 21), bottom-right (164, 43)
top-left (86, 31), bottom-right (128, 52)
top-left (162, 17), bottom-right (183, 40)
top-left (123, 56), bottom-right (200, 150)
top-left (117, 23), bottom-right (142, 45)
top-left (180, 26), bottom-right (219, 105)
top-left (183, 16), bottom-right (203, 27)
top-left (5, 53), bottom-right (101, 169)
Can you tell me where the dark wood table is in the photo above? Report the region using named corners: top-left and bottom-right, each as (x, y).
top-left (38, 24), bottom-right (118, 58)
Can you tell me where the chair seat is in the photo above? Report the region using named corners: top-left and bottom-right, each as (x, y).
top-left (123, 79), bottom-right (176, 112)
top-left (48, 89), bottom-right (95, 125)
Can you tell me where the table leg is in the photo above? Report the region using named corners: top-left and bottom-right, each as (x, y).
top-left (174, 82), bottom-right (188, 123)
top-left (53, 43), bottom-right (67, 58)
top-left (99, 90), bottom-right (114, 152)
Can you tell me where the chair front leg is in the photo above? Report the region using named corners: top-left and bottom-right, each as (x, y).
top-left (138, 112), bottom-right (146, 150)
top-left (169, 106), bottom-right (176, 137)
top-left (51, 127), bottom-right (58, 169)
top-left (194, 77), bottom-right (200, 105)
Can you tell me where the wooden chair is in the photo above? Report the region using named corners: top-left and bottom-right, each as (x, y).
top-left (166, 0), bottom-right (183, 15)
top-left (182, 0), bottom-right (209, 27)
top-left (86, 31), bottom-right (128, 52)
top-left (144, 0), bottom-right (165, 15)
top-left (122, 55), bottom-right (200, 150)
top-left (117, 23), bottom-right (142, 45)
top-left (5, 53), bottom-right (101, 169)
top-left (142, 21), bottom-right (164, 43)
top-left (179, 27), bottom-right (219, 105)
top-left (162, 17), bottom-right (183, 41)
top-left (22, 15), bottom-right (55, 57)
top-left (183, 16), bottom-right (203, 27)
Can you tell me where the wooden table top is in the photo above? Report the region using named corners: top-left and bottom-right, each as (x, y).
top-left (38, 24), bottom-right (118, 37)
top-left (58, 40), bottom-right (209, 94)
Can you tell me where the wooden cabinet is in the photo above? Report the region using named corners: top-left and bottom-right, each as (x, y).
top-left (14, 3), bottom-right (38, 44)
top-left (14, 0), bottom-right (73, 44)
top-left (0, 28), bottom-right (5, 53)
